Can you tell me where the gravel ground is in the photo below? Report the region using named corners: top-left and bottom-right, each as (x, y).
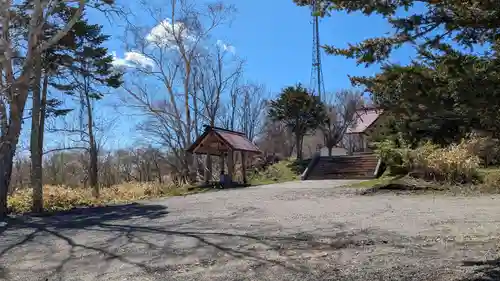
top-left (1, 179), bottom-right (500, 281)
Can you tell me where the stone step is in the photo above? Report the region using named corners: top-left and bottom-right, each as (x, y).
top-left (307, 173), bottom-right (375, 180)
top-left (305, 154), bottom-right (379, 180)
top-left (314, 164), bottom-right (378, 170)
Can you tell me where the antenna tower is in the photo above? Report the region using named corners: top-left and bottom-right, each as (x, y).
top-left (310, 0), bottom-right (326, 101)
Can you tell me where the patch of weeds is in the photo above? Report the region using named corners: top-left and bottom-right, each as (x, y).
top-left (357, 176), bottom-right (447, 195)
top-left (286, 158), bottom-right (311, 175)
top-left (353, 166), bottom-right (500, 196)
top-left (349, 176), bottom-right (398, 189)
top-left (476, 167), bottom-right (500, 194)
top-left (249, 159), bottom-right (301, 186)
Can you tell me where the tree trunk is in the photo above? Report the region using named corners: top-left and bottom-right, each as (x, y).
top-left (154, 159), bottom-right (162, 183)
top-left (295, 133), bottom-right (303, 160)
top-left (0, 0), bottom-right (86, 217)
top-left (89, 145), bottom-right (98, 196)
top-left (184, 66), bottom-right (195, 183)
top-left (40, 74), bottom-right (48, 164)
top-left (85, 91), bottom-right (99, 197)
top-left (328, 146), bottom-right (333, 157)
top-left (59, 153), bottom-right (65, 184)
top-left (30, 56), bottom-right (43, 213)
top-left (0, 142), bottom-right (15, 217)
top-left (0, 86), bottom-right (30, 217)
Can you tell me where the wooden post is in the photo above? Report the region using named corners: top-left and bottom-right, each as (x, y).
top-left (219, 154), bottom-right (225, 173)
top-left (227, 150), bottom-right (234, 188)
top-left (241, 151), bottom-right (247, 184)
top-left (204, 155), bottom-right (212, 184)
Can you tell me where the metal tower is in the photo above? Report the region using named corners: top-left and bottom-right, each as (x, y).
top-left (310, 0), bottom-right (326, 101)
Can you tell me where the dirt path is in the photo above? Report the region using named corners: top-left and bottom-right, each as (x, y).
top-left (1, 180), bottom-right (499, 281)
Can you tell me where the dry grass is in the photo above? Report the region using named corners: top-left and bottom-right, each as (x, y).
top-left (7, 182), bottom-right (199, 214)
top-left (6, 159), bottom-right (304, 215)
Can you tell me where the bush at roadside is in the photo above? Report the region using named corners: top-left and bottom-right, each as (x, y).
top-left (464, 136), bottom-right (500, 167)
top-left (419, 141), bottom-right (480, 183)
top-left (374, 138), bottom-right (480, 184)
top-left (374, 138), bottom-right (412, 175)
top-left (248, 159), bottom-right (299, 185)
top-left (480, 170), bottom-right (500, 193)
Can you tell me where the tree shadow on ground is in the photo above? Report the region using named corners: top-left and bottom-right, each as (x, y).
top-left (0, 202), bottom-right (412, 280)
top-left (1, 202), bottom-right (496, 281)
top-left (189, 182), bottom-right (251, 193)
top-left (2, 202), bottom-right (169, 230)
top-left (0, 203), bottom-right (170, 280)
top-left (0, 203), bottom-right (169, 240)
top-left (0, 266), bottom-right (7, 279)
top-left (461, 259), bottom-right (500, 281)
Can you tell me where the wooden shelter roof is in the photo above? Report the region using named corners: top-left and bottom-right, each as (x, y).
top-left (186, 126), bottom-right (261, 156)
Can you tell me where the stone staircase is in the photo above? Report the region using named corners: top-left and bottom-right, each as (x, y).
top-left (304, 154), bottom-right (381, 180)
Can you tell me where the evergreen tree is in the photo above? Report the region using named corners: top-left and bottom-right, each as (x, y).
top-left (0, 0), bottom-right (115, 217)
top-left (12, 1), bottom-right (119, 211)
top-left (268, 84), bottom-right (326, 160)
top-left (294, 0), bottom-right (500, 144)
top-left (31, 2), bottom-right (80, 212)
top-left (53, 12), bottom-right (123, 197)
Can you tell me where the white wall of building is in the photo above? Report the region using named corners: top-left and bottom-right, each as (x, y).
top-left (320, 147), bottom-right (348, 156)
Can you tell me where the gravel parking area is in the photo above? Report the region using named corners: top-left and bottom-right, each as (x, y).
top-left (1, 180), bottom-right (500, 281)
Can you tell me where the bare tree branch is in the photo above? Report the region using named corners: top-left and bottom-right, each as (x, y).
top-left (118, 0), bottom-right (236, 180)
top-left (321, 89), bottom-right (364, 156)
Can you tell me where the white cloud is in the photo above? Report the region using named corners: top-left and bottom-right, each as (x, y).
top-left (124, 51), bottom-right (155, 70)
top-left (112, 20), bottom-right (238, 74)
top-left (111, 51), bottom-right (131, 68)
top-left (216, 39), bottom-right (236, 54)
top-left (111, 51), bottom-right (155, 71)
top-left (146, 18), bottom-right (195, 49)
top-left (144, 20), bottom-right (237, 56)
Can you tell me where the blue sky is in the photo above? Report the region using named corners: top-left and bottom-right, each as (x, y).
top-left (37, 0), bottom-right (420, 152)
top-left (94, 0), bottom-right (416, 94)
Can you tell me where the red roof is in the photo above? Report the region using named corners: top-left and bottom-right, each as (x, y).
top-left (347, 108), bottom-right (383, 134)
top-left (216, 130), bottom-right (260, 152)
top-left (187, 126), bottom-right (261, 155)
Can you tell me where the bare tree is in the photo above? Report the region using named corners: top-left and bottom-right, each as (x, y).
top-left (197, 40), bottom-right (242, 127)
top-left (321, 89), bottom-right (364, 156)
top-left (257, 116), bottom-right (295, 158)
top-left (193, 40), bottom-right (242, 181)
top-left (219, 76), bottom-right (239, 130)
top-left (43, 107), bottom-right (116, 187)
top-left (43, 150), bottom-right (85, 187)
top-left (24, 144), bottom-right (172, 188)
top-left (11, 152), bottom-right (30, 193)
top-left (238, 82), bottom-right (266, 141)
top-left (119, 0), bottom-right (235, 183)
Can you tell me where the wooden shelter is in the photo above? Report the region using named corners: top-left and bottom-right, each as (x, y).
top-left (186, 125), bottom-right (262, 187)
